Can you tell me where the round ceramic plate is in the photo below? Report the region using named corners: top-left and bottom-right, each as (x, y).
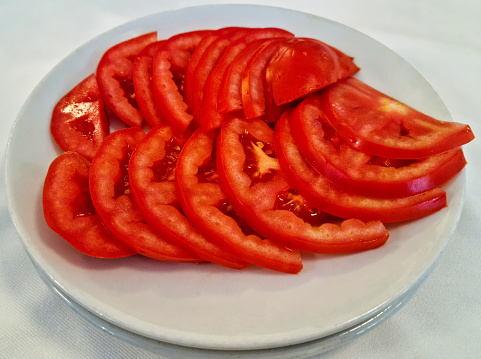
top-left (5, 4), bottom-right (465, 352)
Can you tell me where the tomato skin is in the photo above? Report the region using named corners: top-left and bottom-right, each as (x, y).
top-left (96, 32), bottom-right (158, 127)
top-left (51, 74), bottom-right (109, 161)
top-left (217, 115), bottom-right (389, 253)
top-left (175, 128), bottom-right (303, 274)
top-left (199, 28), bottom-right (294, 132)
top-left (42, 151), bottom-right (136, 258)
top-left (89, 127), bottom-right (201, 262)
top-left (275, 110), bottom-right (449, 223)
top-left (128, 124), bottom-right (248, 269)
top-left (290, 93), bottom-right (468, 198)
top-left (132, 40), bottom-right (167, 129)
top-left (320, 77), bottom-right (475, 158)
top-left (151, 30), bottom-right (211, 133)
top-left (267, 38), bottom-right (359, 106)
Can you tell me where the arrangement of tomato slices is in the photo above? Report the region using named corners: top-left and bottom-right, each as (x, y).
top-left (43, 27), bottom-right (475, 274)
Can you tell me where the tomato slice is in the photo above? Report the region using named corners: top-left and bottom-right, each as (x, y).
top-left (183, 27), bottom-right (242, 116)
top-left (132, 40), bottom-right (167, 129)
top-left (89, 127), bottom-right (201, 262)
top-left (128, 124), bottom-right (248, 269)
top-left (42, 151), bottom-right (136, 258)
top-left (241, 38), bottom-right (296, 122)
top-left (151, 30), bottom-right (212, 133)
top-left (187, 27), bottom-right (253, 124)
top-left (268, 38), bottom-right (360, 106)
top-left (217, 115), bottom-right (389, 253)
top-left (320, 77), bottom-right (475, 158)
top-left (290, 94), bottom-right (467, 198)
top-left (96, 32), bottom-right (158, 127)
top-left (199, 28), bottom-right (294, 132)
top-left (275, 110), bottom-right (448, 223)
top-left (175, 128), bottom-right (303, 274)
top-left (51, 74), bottom-right (109, 161)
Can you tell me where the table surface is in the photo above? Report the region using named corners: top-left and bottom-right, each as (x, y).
top-left (1, 1), bottom-right (480, 358)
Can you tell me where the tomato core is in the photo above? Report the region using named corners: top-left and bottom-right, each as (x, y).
top-left (151, 138), bottom-right (182, 182)
top-left (240, 131), bottom-right (279, 185)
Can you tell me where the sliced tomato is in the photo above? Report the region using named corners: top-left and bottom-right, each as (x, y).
top-left (175, 128), bottom-right (303, 274)
top-left (43, 151), bottom-right (136, 258)
top-left (151, 30), bottom-right (212, 133)
top-left (267, 38), bottom-right (359, 106)
top-left (241, 38), bottom-right (296, 122)
top-left (187, 27), bottom-right (253, 124)
top-left (290, 93), bottom-right (467, 198)
top-left (128, 124), bottom-right (248, 269)
top-left (217, 115), bottom-right (389, 253)
top-left (50, 74), bottom-right (109, 161)
top-left (275, 110), bottom-right (448, 223)
top-left (320, 77), bottom-right (475, 158)
top-left (96, 32), bottom-right (158, 127)
top-left (89, 127), bottom-right (201, 262)
top-left (183, 27), bottom-right (245, 121)
top-left (199, 28), bottom-right (294, 132)
top-left (132, 40), bottom-right (167, 129)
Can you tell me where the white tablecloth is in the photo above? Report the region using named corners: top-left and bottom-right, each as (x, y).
top-left (1, 0), bottom-right (480, 358)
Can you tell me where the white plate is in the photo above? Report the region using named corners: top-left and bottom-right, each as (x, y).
top-left (5, 4), bottom-right (465, 353)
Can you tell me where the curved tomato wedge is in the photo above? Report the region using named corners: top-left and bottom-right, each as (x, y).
top-left (241, 38), bottom-right (293, 121)
top-left (43, 151), bottom-right (136, 258)
top-left (151, 30), bottom-right (212, 133)
top-left (128, 124), bottom-right (247, 269)
top-left (183, 27), bottom-right (242, 116)
top-left (132, 40), bottom-right (167, 129)
top-left (199, 28), bottom-right (294, 132)
top-left (217, 115), bottom-right (389, 253)
top-left (96, 32), bottom-right (158, 127)
top-left (320, 77), bottom-right (475, 158)
top-left (187, 27), bottom-right (253, 124)
top-left (267, 38), bottom-right (359, 106)
top-left (275, 110), bottom-right (448, 223)
top-left (290, 94), bottom-right (467, 198)
top-left (175, 128), bottom-right (303, 274)
top-left (89, 127), bottom-right (201, 262)
top-left (51, 74), bottom-right (109, 161)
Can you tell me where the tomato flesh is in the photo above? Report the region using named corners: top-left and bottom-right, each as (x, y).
top-left (320, 77), bottom-right (475, 158)
top-left (42, 151), bottom-right (136, 258)
top-left (89, 127), bottom-right (201, 262)
top-left (96, 32), bottom-right (158, 127)
top-left (275, 110), bottom-right (448, 223)
top-left (175, 128), bottom-right (303, 273)
top-left (217, 115), bottom-right (389, 253)
top-left (51, 74), bottom-right (109, 161)
top-left (128, 125), bottom-right (248, 269)
top-left (290, 93), bottom-right (468, 198)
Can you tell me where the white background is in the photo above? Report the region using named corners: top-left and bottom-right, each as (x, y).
top-left (1, 0), bottom-right (480, 358)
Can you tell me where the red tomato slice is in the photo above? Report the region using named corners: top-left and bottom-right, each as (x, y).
top-left (268, 38), bottom-right (360, 106)
top-left (217, 115), bottom-right (389, 253)
top-left (50, 74), bottom-right (109, 161)
top-left (320, 77), bottom-right (475, 158)
top-left (175, 128), bottom-right (303, 274)
top-left (183, 27), bottom-right (242, 115)
top-left (151, 30), bottom-right (212, 133)
top-left (199, 28), bottom-right (294, 132)
top-left (275, 110), bottom-right (449, 223)
top-left (241, 38), bottom-right (295, 121)
top-left (42, 151), bottom-right (136, 258)
top-left (132, 40), bottom-right (167, 129)
top-left (89, 127), bottom-right (201, 262)
top-left (96, 32), bottom-right (158, 127)
top-left (128, 124), bottom-right (248, 269)
top-left (188, 28), bottom-right (253, 124)
top-left (290, 94), bottom-right (467, 198)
